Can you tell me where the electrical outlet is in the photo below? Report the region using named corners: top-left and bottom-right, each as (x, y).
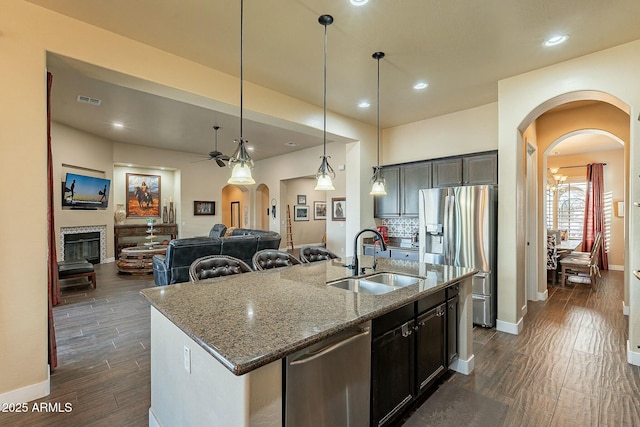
top-left (183, 345), bottom-right (191, 373)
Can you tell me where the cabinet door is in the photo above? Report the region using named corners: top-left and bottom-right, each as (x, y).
top-left (447, 295), bottom-right (459, 365)
top-left (401, 162), bottom-right (432, 216)
top-left (432, 158), bottom-right (463, 188)
top-left (373, 166), bottom-right (401, 217)
top-left (462, 152), bottom-right (498, 185)
top-left (415, 303), bottom-right (446, 394)
top-left (371, 320), bottom-right (415, 427)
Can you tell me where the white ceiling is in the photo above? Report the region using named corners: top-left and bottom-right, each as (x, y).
top-left (31, 0), bottom-right (640, 161)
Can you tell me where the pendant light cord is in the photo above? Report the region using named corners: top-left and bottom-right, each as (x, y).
top-left (240, 0), bottom-right (244, 140)
top-left (322, 18), bottom-right (328, 159)
top-left (376, 54), bottom-right (380, 167)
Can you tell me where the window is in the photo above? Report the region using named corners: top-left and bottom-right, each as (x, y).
top-left (556, 182), bottom-right (586, 241)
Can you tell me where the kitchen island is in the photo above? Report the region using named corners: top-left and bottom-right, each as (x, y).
top-left (141, 256), bottom-right (476, 427)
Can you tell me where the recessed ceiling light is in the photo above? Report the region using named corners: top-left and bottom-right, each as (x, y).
top-left (350, 0), bottom-right (368, 6)
top-left (112, 122), bottom-right (124, 129)
top-left (544, 35), bottom-right (568, 47)
top-left (413, 81), bottom-right (429, 90)
top-left (358, 100), bottom-right (371, 108)
top-left (284, 141), bottom-right (298, 147)
top-left (247, 146), bottom-right (254, 151)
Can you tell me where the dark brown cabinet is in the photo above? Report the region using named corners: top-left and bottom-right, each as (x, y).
top-left (371, 318), bottom-right (415, 427)
top-left (463, 152), bottom-right (498, 185)
top-left (415, 303), bottom-right (447, 393)
top-left (401, 162), bottom-right (432, 216)
top-left (370, 287), bottom-right (453, 427)
top-left (374, 151), bottom-right (496, 218)
top-left (373, 166), bottom-right (401, 217)
top-left (432, 158), bottom-right (463, 188)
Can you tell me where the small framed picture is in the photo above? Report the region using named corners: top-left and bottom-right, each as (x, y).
top-left (297, 194), bottom-right (307, 205)
top-left (294, 205), bottom-right (309, 221)
top-left (331, 197), bottom-right (346, 221)
top-left (194, 201), bottom-right (216, 216)
top-left (314, 201), bottom-right (327, 220)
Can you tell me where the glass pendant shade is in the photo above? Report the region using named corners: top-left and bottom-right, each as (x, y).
top-left (369, 167), bottom-right (387, 195)
top-left (227, 138), bottom-right (255, 184)
top-left (315, 155), bottom-right (335, 190)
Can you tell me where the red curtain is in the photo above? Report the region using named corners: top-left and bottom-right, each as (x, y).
top-left (582, 163), bottom-right (608, 270)
top-left (47, 71), bottom-right (59, 369)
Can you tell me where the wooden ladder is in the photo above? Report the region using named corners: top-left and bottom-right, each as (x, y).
top-left (286, 205), bottom-right (294, 251)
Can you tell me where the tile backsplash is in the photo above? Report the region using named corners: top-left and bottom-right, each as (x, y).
top-left (380, 217), bottom-right (419, 238)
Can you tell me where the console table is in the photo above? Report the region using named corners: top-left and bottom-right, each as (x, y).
top-left (114, 223), bottom-right (177, 257)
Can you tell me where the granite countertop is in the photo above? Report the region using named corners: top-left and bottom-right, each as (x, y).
top-left (140, 256), bottom-right (475, 376)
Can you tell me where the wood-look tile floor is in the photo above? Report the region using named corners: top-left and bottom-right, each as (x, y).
top-left (1, 267), bottom-right (636, 426)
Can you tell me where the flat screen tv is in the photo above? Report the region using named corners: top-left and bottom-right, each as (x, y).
top-left (62, 173), bottom-right (111, 209)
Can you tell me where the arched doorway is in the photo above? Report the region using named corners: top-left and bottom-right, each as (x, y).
top-left (255, 184), bottom-right (270, 231)
top-left (518, 95), bottom-right (630, 307)
top-left (221, 184), bottom-right (250, 229)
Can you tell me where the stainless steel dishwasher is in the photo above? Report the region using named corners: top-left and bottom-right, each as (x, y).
top-left (285, 321), bottom-right (371, 427)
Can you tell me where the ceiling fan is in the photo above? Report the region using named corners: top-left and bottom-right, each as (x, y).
top-left (205, 125), bottom-right (230, 167)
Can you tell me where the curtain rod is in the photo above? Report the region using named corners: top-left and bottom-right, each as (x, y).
top-left (553, 163), bottom-right (607, 169)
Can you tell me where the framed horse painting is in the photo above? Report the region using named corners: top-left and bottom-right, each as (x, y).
top-left (126, 173), bottom-right (161, 218)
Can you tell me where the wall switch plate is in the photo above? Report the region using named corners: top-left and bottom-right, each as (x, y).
top-left (183, 345), bottom-right (191, 373)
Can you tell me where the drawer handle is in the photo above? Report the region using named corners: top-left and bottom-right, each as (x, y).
top-left (401, 322), bottom-right (413, 338)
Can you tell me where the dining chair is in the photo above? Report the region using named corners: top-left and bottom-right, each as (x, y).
top-left (559, 234), bottom-right (603, 290)
top-left (189, 255), bottom-right (252, 282)
top-left (299, 246), bottom-right (340, 263)
top-left (252, 249), bottom-right (301, 271)
top-left (546, 234), bottom-right (559, 285)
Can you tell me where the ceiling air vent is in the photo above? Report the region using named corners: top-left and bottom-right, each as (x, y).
top-left (77, 95), bottom-right (102, 106)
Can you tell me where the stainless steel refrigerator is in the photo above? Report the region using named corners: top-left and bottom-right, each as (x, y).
top-left (419, 185), bottom-right (497, 327)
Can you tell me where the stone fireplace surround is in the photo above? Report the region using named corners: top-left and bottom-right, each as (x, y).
top-left (60, 225), bottom-right (108, 263)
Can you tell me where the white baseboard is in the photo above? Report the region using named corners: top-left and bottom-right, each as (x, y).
top-left (608, 264), bottom-right (624, 271)
top-left (623, 301), bottom-right (630, 316)
top-left (149, 408), bottom-right (161, 427)
top-left (627, 341), bottom-right (640, 366)
top-left (104, 257), bottom-right (115, 263)
top-left (450, 353), bottom-right (475, 375)
top-left (0, 368), bottom-right (50, 405)
top-left (521, 304), bottom-right (528, 317)
top-left (538, 288), bottom-right (549, 301)
top-left (496, 317), bottom-right (523, 335)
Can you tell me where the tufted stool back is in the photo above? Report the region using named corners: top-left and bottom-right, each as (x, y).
top-left (209, 223), bottom-right (228, 238)
top-left (252, 249), bottom-right (301, 271)
top-left (189, 255), bottom-right (252, 282)
top-left (299, 246), bottom-right (339, 263)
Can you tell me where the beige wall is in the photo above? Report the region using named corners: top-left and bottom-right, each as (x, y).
top-left (281, 178), bottom-right (327, 247)
top-left (383, 103), bottom-right (498, 165)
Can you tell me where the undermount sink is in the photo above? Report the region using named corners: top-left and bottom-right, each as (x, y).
top-left (327, 273), bottom-right (420, 295)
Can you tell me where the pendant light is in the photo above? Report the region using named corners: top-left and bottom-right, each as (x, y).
top-left (370, 51), bottom-right (386, 195)
top-left (315, 14), bottom-right (336, 191)
top-left (228, 0), bottom-right (255, 185)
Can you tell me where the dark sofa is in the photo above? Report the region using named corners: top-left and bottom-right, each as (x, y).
top-left (152, 228), bottom-right (281, 286)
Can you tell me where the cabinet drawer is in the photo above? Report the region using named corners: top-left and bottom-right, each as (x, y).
top-left (446, 282), bottom-right (460, 299)
top-left (417, 289), bottom-right (446, 314)
top-left (363, 245), bottom-right (391, 258)
top-left (390, 249), bottom-right (419, 261)
top-left (372, 303), bottom-right (415, 338)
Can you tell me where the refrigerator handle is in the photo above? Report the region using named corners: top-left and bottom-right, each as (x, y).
top-left (445, 194), bottom-right (453, 263)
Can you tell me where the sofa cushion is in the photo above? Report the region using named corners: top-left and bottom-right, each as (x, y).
top-left (221, 235), bottom-right (259, 267)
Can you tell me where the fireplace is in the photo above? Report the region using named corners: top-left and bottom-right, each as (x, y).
top-left (60, 225), bottom-right (107, 264)
top-left (64, 232), bottom-right (100, 264)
